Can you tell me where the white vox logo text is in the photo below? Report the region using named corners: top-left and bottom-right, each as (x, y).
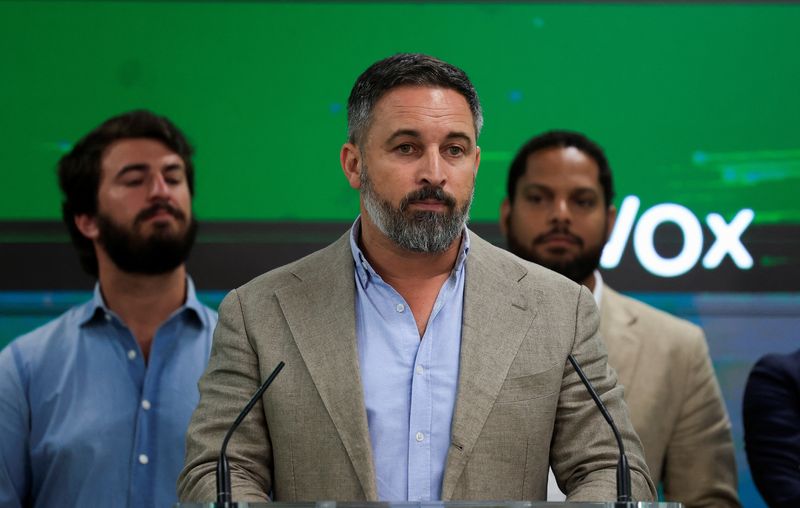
top-left (600, 196), bottom-right (755, 278)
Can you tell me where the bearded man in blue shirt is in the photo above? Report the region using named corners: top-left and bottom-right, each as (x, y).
top-left (0, 110), bottom-right (217, 508)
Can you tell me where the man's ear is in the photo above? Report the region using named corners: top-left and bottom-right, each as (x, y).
top-left (499, 197), bottom-right (511, 237)
top-left (74, 214), bottom-right (99, 241)
top-left (340, 143), bottom-right (362, 189)
top-left (473, 145), bottom-right (481, 178)
top-left (605, 204), bottom-right (617, 241)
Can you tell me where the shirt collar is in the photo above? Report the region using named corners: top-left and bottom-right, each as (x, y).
top-left (348, 216), bottom-right (471, 289)
top-left (181, 276), bottom-right (209, 328)
top-left (78, 275), bottom-right (208, 328)
top-left (592, 269), bottom-right (604, 308)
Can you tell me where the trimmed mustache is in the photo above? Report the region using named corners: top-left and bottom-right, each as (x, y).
top-left (399, 186), bottom-right (457, 212)
top-left (533, 227), bottom-right (583, 247)
top-left (135, 201), bottom-right (186, 224)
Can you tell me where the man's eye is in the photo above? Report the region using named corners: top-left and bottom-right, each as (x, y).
top-left (526, 194), bottom-right (543, 204)
top-left (166, 176), bottom-right (183, 185)
top-left (446, 146), bottom-right (465, 156)
top-left (575, 198), bottom-right (596, 208)
top-left (396, 144), bottom-right (415, 154)
top-left (123, 179), bottom-right (144, 187)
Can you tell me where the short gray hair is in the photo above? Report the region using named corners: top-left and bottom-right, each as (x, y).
top-left (347, 53), bottom-right (483, 146)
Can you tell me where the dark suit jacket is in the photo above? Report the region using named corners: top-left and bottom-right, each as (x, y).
top-left (743, 348), bottom-right (800, 507)
top-left (178, 231), bottom-right (655, 502)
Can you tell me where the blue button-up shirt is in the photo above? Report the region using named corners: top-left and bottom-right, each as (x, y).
top-left (0, 278), bottom-right (217, 508)
top-left (350, 219), bottom-right (469, 501)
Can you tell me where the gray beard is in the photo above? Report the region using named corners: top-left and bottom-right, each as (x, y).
top-left (360, 165), bottom-right (472, 253)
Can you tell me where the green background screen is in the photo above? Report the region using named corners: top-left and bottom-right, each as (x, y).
top-left (2, 1), bottom-right (799, 226)
top-left (1, 4), bottom-right (799, 507)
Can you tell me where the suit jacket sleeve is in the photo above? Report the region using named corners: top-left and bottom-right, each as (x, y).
top-left (551, 286), bottom-right (656, 502)
top-left (178, 289), bottom-right (273, 502)
top-left (743, 352), bottom-right (800, 507)
top-left (662, 328), bottom-right (739, 507)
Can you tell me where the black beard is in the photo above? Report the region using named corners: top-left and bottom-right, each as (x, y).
top-left (506, 232), bottom-right (602, 285)
top-left (96, 208), bottom-right (197, 275)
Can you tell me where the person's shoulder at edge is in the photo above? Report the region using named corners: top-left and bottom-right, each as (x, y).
top-left (0, 300), bottom-right (96, 374)
top-left (753, 348), bottom-right (800, 373)
top-left (229, 231), bottom-right (353, 300)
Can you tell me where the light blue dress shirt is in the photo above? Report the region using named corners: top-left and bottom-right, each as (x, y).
top-left (349, 219), bottom-right (469, 501)
top-left (0, 278), bottom-right (216, 508)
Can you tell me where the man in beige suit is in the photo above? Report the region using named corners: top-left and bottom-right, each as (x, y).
top-left (500, 130), bottom-right (740, 507)
top-left (179, 55), bottom-right (655, 503)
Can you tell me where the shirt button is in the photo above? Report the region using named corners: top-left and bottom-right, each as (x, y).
top-left (395, 303), bottom-right (405, 313)
top-left (141, 400), bottom-right (151, 410)
top-left (127, 350), bottom-right (137, 360)
top-left (104, 314), bottom-right (112, 322)
top-left (416, 365), bottom-right (424, 375)
top-left (138, 454), bottom-right (149, 465)
top-left (415, 432), bottom-right (425, 442)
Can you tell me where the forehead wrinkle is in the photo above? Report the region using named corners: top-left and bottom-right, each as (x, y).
top-left (376, 87), bottom-right (473, 121)
top-left (377, 110), bottom-right (474, 143)
top-left (381, 103), bottom-right (473, 124)
top-left (380, 108), bottom-right (473, 129)
top-left (385, 99), bottom-right (467, 113)
top-left (363, 88), bottom-right (477, 151)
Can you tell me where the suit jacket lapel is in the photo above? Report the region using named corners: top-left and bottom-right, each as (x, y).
top-left (274, 233), bottom-right (378, 500)
top-left (600, 287), bottom-right (641, 393)
top-left (441, 234), bottom-right (538, 499)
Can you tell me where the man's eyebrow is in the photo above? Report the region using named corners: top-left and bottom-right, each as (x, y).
top-left (521, 183), bottom-right (599, 195)
top-left (385, 129), bottom-right (422, 144)
top-left (384, 129), bottom-right (474, 147)
top-left (572, 187), bottom-right (600, 195)
top-left (522, 183), bottom-right (553, 193)
top-left (444, 131), bottom-right (474, 147)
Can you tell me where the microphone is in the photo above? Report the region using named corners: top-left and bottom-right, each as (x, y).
top-left (216, 361), bottom-right (285, 507)
top-left (567, 354), bottom-right (632, 504)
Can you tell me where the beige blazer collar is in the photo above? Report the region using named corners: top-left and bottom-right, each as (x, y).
top-left (441, 234), bottom-right (540, 499)
top-left (600, 287), bottom-right (642, 392)
top-left (274, 232), bottom-right (379, 500)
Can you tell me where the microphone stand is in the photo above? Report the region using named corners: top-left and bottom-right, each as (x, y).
top-left (216, 361), bottom-right (285, 507)
top-left (567, 354), bottom-right (633, 506)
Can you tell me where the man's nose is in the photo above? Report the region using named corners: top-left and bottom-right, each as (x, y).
top-left (418, 149), bottom-right (447, 187)
top-left (550, 198), bottom-right (571, 224)
top-left (148, 173), bottom-right (171, 199)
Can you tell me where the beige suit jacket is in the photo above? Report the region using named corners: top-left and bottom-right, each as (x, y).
top-left (601, 287), bottom-right (739, 507)
top-left (178, 232), bottom-right (655, 502)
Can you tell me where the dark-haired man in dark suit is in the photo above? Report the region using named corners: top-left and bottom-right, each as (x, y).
top-left (744, 348), bottom-right (800, 507)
